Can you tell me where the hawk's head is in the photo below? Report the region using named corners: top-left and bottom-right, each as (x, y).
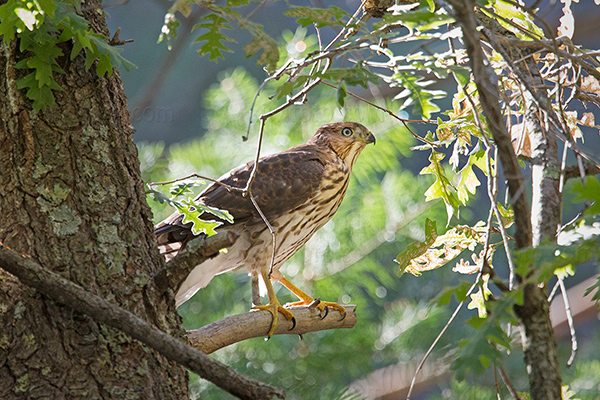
top-left (309, 122), bottom-right (375, 167)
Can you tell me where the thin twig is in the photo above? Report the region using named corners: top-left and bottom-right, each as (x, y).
top-left (558, 277), bottom-right (578, 367)
top-left (408, 204), bottom-right (497, 399)
top-left (249, 191), bottom-right (277, 277)
top-left (499, 365), bottom-right (522, 400)
top-left (494, 365), bottom-right (502, 400)
top-left (147, 173), bottom-right (243, 193)
top-left (460, 85), bottom-right (517, 289)
top-left (319, 81), bottom-right (438, 147)
top-left (406, 274), bottom-right (482, 400)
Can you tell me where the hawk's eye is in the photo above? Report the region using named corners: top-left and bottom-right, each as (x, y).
top-left (341, 127), bottom-right (353, 137)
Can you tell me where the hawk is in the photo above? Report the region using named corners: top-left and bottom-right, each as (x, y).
top-left (155, 122), bottom-right (375, 336)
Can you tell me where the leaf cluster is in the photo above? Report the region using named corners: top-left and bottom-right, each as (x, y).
top-left (0, 0), bottom-right (135, 111)
top-left (159, 0), bottom-right (280, 70)
top-left (148, 181), bottom-right (233, 236)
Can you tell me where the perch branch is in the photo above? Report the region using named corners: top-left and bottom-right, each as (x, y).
top-left (188, 305), bottom-right (357, 354)
top-left (0, 244), bottom-right (284, 400)
top-left (153, 230), bottom-right (239, 295)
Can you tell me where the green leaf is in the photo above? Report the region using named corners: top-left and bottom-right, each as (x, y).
top-left (398, 220), bottom-right (488, 276)
top-left (243, 23), bottom-right (279, 71)
top-left (422, 0), bottom-right (436, 13)
top-left (420, 150), bottom-right (461, 224)
top-left (513, 240), bottom-right (600, 285)
top-left (457, 163), bottom-right (480, 205)
top-left (585, 276), bottom-right (600, 303)
top-left (169, 182), bottom-right (203, 197)
top-left (375, 8), bottom-right (454, 32)
top-left (37, 0), bottom-right (57, 18)
top-left (337, 81), bottom-right (347, 108)
top-left (0, 0), bottom-right (20, 43)
top-left (148, 189), bottom-right (175, 206)
top-left (467, 275), bottom-right (491, 318)
top-left (193, 14), bottom-right (235, 61)
top-left (182, 198), bottom-right (234, 224)
top-left (450, 65), bottom-right (471, 88)
top-left (571, 176), bottom-right (600, 216)
top-left (6, 1), bottom-right (135, 111)
top-left (452, 294), bottom-right (516, 380)
top-left (316, 67), bottom-right (381, 89)
top-left (396, 218), bottom-right (437, 276)
top-left (175, 198), bottom-right (233, 236)
top-left (390, 73), bottom-right (445, 119)
top-left (284, 6), bottom-right (348, 28)
top-left (273, 75), bottom-right (309, 100)
top-left (435, 281), bottom-right (473, 305)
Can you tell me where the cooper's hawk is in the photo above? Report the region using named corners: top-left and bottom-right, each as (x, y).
top-left (155, 122), bottom-right (375, 336)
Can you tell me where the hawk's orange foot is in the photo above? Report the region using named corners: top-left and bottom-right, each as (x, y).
top-left (287, 299), bottom-right (347, 321)
top-left (253, 302), bottom-right (296, 338)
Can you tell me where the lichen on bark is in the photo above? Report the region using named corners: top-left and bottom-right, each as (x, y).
top-left (0, 1), bottom-right (189, 398)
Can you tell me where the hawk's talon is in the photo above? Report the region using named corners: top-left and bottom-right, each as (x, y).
top-left (289, 316), bottom-right (297, 331)
top-left (253, 302), bottom-right (295, 338)
top-left (320, 306), bottom-right (329, 320)
top-left (285, 298), bottom-right (346, 322)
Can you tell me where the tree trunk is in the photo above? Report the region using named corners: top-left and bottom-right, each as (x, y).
top-left (514, 52), bottom-right (562, 400)
top-left (0, 1), bottom-right (188, 398)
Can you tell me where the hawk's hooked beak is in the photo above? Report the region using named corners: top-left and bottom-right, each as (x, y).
top-left (365, 132), bottom-right (376, 145)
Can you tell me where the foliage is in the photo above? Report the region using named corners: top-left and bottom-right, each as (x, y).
top-left (159, 0), bottom-right (281, 70)
top-left (148, 181), bottom-right (233, 236)
top-left (143, 0), bottom-right (600, 397)
top-left (141, 68), bottom-right (450, 399)
top-left (0, 0), bottom-right (135, 111)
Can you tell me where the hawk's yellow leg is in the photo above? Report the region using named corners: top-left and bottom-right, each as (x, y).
top-left (252, 270), bottom-right (295, 338)
top-left (271, 272), bottom-right (346, 320)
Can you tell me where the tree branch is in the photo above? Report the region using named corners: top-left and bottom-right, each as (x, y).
top-left (188, 305), bottom-right (357, 354)
top-left (564, 162), bottom-right (600, 181)
top-left (153, 230), bottom-right (239, 295)
top-left (448, 0), bottom-right (532, 250)
top-left (0, 244), bottom-right (284, 400)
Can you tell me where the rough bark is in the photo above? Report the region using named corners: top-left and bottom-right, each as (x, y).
top-left (0, 245), bottom-right (286, 400)
top-left (0, 1), bottom-right (188, 398)
top-left (448, 1), bottom-right (563, 399)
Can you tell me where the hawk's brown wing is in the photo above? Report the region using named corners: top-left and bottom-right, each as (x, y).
top-left (155, 144), bottom-right (329, 248)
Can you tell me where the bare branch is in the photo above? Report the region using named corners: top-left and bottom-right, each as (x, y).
top-left (558, 277), bottom-right (578, 367)
top-left (188, 305), bottom-right (357, 354)
top-left (0, 244), bottom-right (284, 400)
top-left (564, 162), bottom-right (600, 181)
top-left (153, 230), bottom-right (239, 295)
top-left (499, 365), bottom-right (523, 400)
top-left (448, 0), bottom-right (532, 250)
top-left (148, 173), bottom-right (244, 193)
top-left (406, 274), bottom-right (482, 400)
